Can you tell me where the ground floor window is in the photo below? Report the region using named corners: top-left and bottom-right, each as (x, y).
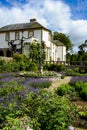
top-left (0, 51), bottom-right (4, 56)
top-left (6, 50), bottom-right (11, 57)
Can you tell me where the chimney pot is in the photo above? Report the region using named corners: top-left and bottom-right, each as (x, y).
top-left (30, 18), bottom-right (36, 23)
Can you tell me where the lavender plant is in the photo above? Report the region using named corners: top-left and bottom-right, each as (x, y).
top-left (70, 76), bottom-right (87, 83)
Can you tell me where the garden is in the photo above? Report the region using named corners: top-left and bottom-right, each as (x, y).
top-left (0, 54), bottom-right (87, 129)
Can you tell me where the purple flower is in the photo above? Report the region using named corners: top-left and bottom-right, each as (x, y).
top-left (70, 76), bottom-right (87, 83)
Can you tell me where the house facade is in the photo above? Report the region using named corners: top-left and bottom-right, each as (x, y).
top-left (0, 18), bottom-right (66, 61)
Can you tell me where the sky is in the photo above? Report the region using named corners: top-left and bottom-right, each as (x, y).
top-left (0, 0), bottom-right (87, 52)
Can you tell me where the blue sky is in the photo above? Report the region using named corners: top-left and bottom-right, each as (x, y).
top-left (64, 0), bottom-right (87, 20)
top-left (0, 0), bottom-right (87, 52)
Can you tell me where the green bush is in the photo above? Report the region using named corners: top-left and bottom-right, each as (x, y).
top-left (0, 82), bottom-right (78, 130)
top-left (28, 62), bottom-right (38, 72)
top-left (78, 105), bottom-right (87, 119)
top-left (2, 116), bottom-right (33, 130)
top-left (79, 67), bottom-right (85, 74)
top-left (28, 90), bottom-right (78, 130)
top-left (44, 63), bottom-right (66, 72)
top-left (80, 87), bottom-right (87, 101)
top-left (69, 82), bottom-right (87, 101)
top-left (0, 58), bottom-right (5, 66)
top-left (55, 84), bottom-right (74, 96)
top-left (74, 82), bottom-right (83, 93)
top-left (13, 54), bottom-right (27, 62)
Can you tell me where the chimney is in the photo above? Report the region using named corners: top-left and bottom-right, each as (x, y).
top-left (30, 18), bottom-right (36, 23)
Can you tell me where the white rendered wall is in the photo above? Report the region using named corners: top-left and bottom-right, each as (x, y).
top-left (34, 30), bottom-right (41, 43)
top-left (0, 33), bottom-right (8, 48)
top-left (42, 30), bottom-right (51, 47)
top-left (57, 46), bottom-right (66, 61)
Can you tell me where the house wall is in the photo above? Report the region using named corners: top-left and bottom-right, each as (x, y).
top-left (62, 46), bottom-right (66, 61)
top-left (57, 46), bottom-right (66, 61)
top-left (42, 30), bottom-right (51, 47)
top-left (0, 33), bottom-right (8, 48)
top-left (34, 29), bottom-right (42, 43)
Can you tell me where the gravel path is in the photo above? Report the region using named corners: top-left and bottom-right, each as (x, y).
top-left (48, 76), bottom-right (72, 92)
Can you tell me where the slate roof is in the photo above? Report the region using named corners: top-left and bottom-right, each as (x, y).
top-left (0, 21), bottom-right (51, 32)
top-left (53, 40), bottom-right (65, 46)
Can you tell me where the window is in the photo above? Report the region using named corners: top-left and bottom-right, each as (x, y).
top-left (5, 32), bottom-right (10, 41)
top-left (28, 31), bottom-right (33, 38)
top-left (15, 32), bottom-right (19, 40)
top-left (48, 32), bottom-right (51, 41)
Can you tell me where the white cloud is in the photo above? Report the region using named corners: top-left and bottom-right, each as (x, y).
top-left (68, 20), bottom-right (87, 45)
top-left (0, 0), bottom-right (87, 51)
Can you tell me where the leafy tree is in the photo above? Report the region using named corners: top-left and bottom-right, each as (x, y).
top-left (78, 40), bottom-right (87, 54)
top-left (78, 40), bottom-right (87, 63)
top-left (53, 32), bottom-right (73, 51)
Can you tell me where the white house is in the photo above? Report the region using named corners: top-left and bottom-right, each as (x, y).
top-left (0, 18), bottom-right (66, 62)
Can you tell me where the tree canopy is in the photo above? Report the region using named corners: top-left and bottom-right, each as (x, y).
top-left (53, 32), bottom-right (73, 51)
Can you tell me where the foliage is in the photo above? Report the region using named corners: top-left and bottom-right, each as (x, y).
top-left (78, 40), bottom-right (87, 54)
top-left (69, 78), bottom-right (87, 101)
top-left (0, 80), bottom-right (78, 129)
top-left (24, 90), bottom-right (78, 130)
top-left (13, 54), bottom-right (27, 62)
top-left (66, 68), bottom-right (87, 76)
top-left (0, 58), bottom-right (5, 66)
top-left (30, 79), bottom-right (51, 89)
top-left (2, 116), bottom-right (33, 130)
top-left (29, 41), bottom-right (46, 67)
top-left (26, 62), bottom-right (38, 72)
top-left (44, 63), bottom-right (66, 72)
top-left (80, 86), bottom-right (87, 101)
top-left (55, 84), bottom-right (74, 96)
top-left (53, 32), bottom-right (73, 51)
top-left (78, 105), bottom-right (87, 119)
top-left (0, 56), bottom-right (38, 72)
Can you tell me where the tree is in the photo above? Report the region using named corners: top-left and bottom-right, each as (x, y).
top-left (53, 32), bottom-right (73, 51)
top-left (78, 40), bottom-right (87, 53)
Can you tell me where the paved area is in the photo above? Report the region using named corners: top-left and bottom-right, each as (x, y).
top-left (48, 76), bottom-right (72, 92)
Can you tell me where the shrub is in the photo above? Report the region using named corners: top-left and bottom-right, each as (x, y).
top-left (44, 63), bottom-right (66, 72)
top-left (28, 62), bottom-right (38, 72)
top-left (30, 90), bottom-right (78, 130)
top-left (13, 54), bottom-right (27, 62)
top-left (74, 82), bottom-right (83, 93)
top-left (80, 87), bottom-right (87, 101)
top-left (2, 116), bottom-right (33, 130)
top-left (30, 79), bottom-right (51, 88)
top-left (0, 82), bottom-right (78, 130)
top-left (55, 84), bottom-right (74, 96)
top-left (0, 58), bottom-right (5, 66)
top-left (69, 81), bottom-right (87, 101)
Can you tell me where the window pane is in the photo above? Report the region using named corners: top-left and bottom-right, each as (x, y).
top-left (15, 32), bottom-right (19, 40)
top-left (28, 31), bottom-right (33, 38)
top-left (5, 32), bottom-right (10, 41)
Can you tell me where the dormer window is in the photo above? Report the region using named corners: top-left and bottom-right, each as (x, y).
top-left (15, 32), bottom-right (19, 40)
top-left (5, 32), bottom-right (10, 41)
top-left (28, 31), bottom-right (33, 38)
